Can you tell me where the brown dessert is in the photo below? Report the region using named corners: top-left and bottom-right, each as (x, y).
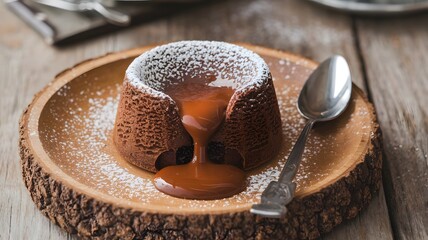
top-left (113, 41), bottom-right (283, 177)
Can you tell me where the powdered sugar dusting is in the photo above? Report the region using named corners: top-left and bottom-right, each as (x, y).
top-left (40, 82), bottom-right (161, 201)
top-left (126, 41), bottom-right (270, 99)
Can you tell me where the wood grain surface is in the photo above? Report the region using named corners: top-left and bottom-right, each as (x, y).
top-left (356, 16), bottom-right (428, 240)
top-left (0, 0), bottom-right (426, 239)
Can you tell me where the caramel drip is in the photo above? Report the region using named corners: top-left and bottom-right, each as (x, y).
top-left (153, 81), bottom-right (246, 200)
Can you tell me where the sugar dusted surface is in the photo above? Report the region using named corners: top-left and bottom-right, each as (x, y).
top-left (39, 55), bottom-right (374, 211)
top-left (126, 41), bottom-right (270, 96)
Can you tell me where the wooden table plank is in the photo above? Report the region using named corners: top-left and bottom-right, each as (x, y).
top-left (356, 16), bottom-right (428, 240)
top-left (0, 0), bottom-right (394, 239)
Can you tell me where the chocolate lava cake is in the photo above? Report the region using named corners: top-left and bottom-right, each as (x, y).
top-left (113, 41), bottom-right (282, 172)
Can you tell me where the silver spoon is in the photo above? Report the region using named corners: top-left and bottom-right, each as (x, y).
top-left (250, 55), bottom-right (352, 218)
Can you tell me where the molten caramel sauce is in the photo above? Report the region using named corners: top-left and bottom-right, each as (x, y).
top-left (153, 80), bottom-right (246, 200)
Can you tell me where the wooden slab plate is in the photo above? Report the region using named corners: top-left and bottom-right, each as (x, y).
top-left (19, 44), bottom-right (382, 239)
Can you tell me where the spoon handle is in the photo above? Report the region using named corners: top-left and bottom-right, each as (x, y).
top-left (279, 119), bottom-right (315, 183)
top-left (250, 119), bottom-right (316, 218)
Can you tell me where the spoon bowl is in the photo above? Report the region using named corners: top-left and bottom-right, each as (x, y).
top-left (298, 55), bottom-right (352, 121)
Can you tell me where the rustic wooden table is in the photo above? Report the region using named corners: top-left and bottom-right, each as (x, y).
top-left (1, 0), bottom-right (427, 239)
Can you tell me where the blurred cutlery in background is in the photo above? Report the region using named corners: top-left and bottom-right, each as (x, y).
top-left (5, 0), bottom-right (56, 43)
top-left (5, 0), bottom-right (212, 45)
top-left (34, 0), bottom-right (131, 26)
